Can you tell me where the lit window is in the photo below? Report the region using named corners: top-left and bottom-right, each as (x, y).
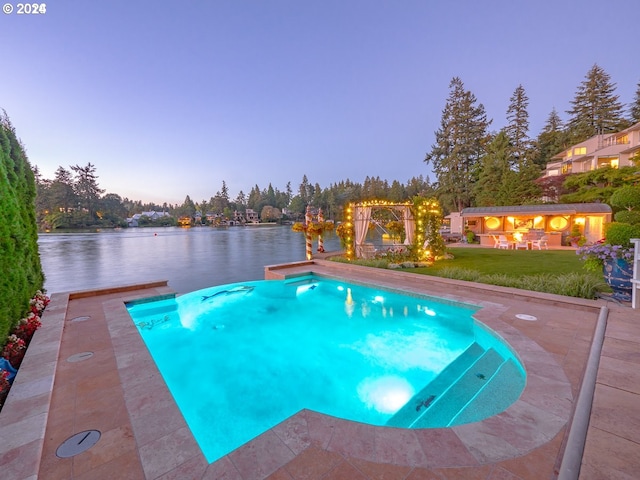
top-left (485, 217), bottom-right (500, 230)
top-left (597, 157), bottom-right (620, 169)
top-left (549, 217), bottom-right (568, 231)
top-left (574, 147), bottom-right (586, 155)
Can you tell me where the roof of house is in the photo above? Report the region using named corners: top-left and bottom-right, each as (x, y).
top-left (460, 203), bottom-right (612, 217)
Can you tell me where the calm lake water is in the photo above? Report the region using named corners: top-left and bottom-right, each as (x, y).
top-left (38, 226), bottom-right (341, 294)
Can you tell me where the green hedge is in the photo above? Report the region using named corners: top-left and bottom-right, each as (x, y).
top-left (0, 114), bottom-right (44, 340)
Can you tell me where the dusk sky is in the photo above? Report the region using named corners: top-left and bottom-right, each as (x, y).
top-left (2, 1), bottom-right (638, 205)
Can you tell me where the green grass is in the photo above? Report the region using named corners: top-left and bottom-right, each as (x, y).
top-left (330, 247), bottom-right (608, 299)
top-left (415, 247), bottom-right (584, 276)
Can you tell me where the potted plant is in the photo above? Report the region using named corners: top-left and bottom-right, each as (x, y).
top-left (577, 222), bottom-right (640, 301)
top-left (568, 224), bottom-right (586, 247)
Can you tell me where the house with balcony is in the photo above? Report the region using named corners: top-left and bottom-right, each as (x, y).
top-left (543, 121), bottom-right (640, 177)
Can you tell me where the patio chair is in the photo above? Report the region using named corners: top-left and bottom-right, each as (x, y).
top-left (514, 238), bottom-right (529, 250)
top-left (497, 235), bottom-right (510, 249)
top-left (491, 235), bottom-right (500, 248)
top-left (531, 235), bottom-right (549, 250)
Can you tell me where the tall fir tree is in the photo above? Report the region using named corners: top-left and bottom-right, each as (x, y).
top-left (532, 108), bottom-right (570, 169)
top-left (566, 64), bottom-right (627, 143)
top-left (505, 84), bottom-right (531, 170)
top-left (474, 131), bottom-right (516, 206)
top-left (70, 163), bottom-right (104, 218)
top-left (425, 77), bottom-right (491, 212)
top-left (0, 112), bottom-right (44, 339)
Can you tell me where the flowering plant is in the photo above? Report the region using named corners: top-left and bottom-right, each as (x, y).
top-left (2, 335), bottom-right (26, 368)
top-left (29, 290), bottom-right (50, 316)
top-left (13, 312), bottom-right (42, 343)
top-left (576, 241), bottom-right (634, 272)
top-left (0, 370), bottom-right (10, 407)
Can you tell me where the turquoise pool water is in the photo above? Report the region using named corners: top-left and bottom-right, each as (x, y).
top-left (126, 275), bottom-right (526, 463)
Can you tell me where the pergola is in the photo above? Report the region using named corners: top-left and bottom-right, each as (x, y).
top-left (350, 201), bottom-right (415, 258)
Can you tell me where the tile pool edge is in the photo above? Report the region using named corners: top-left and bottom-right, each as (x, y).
top-left (105, 271), bottom-right (581, 477)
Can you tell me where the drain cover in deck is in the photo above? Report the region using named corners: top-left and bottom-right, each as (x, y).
top-left (56, 430), bottom-right (101, 458)
top-left (515, 314), bottom-right (538, 321)
top-left (67, 352), bottom-right (94, 363)
top-left (69, 316), bottom-right (91, 322)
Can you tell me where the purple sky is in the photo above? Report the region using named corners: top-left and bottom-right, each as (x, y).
top-left (2, 0), bottom-right (638, 205)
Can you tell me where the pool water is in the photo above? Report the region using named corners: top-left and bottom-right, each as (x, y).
top-left (126, 275), bottom-right (526, 463)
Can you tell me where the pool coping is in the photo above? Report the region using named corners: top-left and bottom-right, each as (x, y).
top-left (0, 263), bottom-right (608, 479)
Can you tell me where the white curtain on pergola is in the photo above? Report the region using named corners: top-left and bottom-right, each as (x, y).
top-left (402, 207), bottom-right (414, 245)
top-left (352, 204), bottom-right (417, 257)
top-left (354, 206), bottom-right (372, 258)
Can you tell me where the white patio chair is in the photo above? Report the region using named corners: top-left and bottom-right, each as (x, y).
top-left (531, 235), bottom-right (549, 250)
top-left (514, 238), bottom-right (529, 250)
top-left (497, 235), bottom-right (510, 249)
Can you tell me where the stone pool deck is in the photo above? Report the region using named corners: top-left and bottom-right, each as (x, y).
top-left (0, 259), bottom-right (638, 479)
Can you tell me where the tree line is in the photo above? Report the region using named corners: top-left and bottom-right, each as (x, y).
top-left (33, 161), bottom-right (434, 229)
top-left (29, 64), bottom-right (640, 229)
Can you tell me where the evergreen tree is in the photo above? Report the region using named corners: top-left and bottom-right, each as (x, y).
top-left (474, 131), bottom-right (516, 206)
top-left (50, 166), bottom-right (77, 213)
top-left (505, 85), bottom-right (532, 169)
top-left (179, 195), bottom-right (196, 217)
top-left (630, 80), bottom-right (640, 124)
top-left (247, 185), bottom-right (263, 211)
top-left (532, 108), bottom-right (570, 169)
top-left (425, 77), bottom-right (491, 211)
top-left (285, 181), bottom-right (293, 206)
top-left (220, 180), bottom-right (229, 203)
top-left (405, 175), bottom-right (433, 198)
top-left (70, 163), bottom-right (104, 219)
top-left (0, 111), bottom-right (44, 339)
top-left (566, 64), bottom-right (627, 143)
top-left (298, 175), bottom-right (310, 205)
top-left (265, 183), bottom-right (276, 206)
top-left (234, 190), bottom-right (247, 211)
top-left (388, 180), bottom-right (405, 202)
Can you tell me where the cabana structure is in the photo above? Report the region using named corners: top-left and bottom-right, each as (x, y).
top-left (460, 203), bottom-right (612, 248)
top-left (348, 201), bottom-right (414, 258)
top-left (344, 198), bottom-right (443, 260)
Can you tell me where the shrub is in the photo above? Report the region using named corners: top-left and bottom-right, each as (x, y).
top-left (609, 185), bottom-right (640, 211)
top-left (605, 222), bottom-right (640, 247)
top-left (434, 267), bottom-right (482, 282)
top-left (614, 210), bottom-right (640, 224)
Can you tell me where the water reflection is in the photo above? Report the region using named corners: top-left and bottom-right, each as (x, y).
top-left (38, 226), bottom-right (340, 294)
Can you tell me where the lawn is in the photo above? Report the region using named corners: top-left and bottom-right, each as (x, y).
top-left (331, 246), bottom-right (606, 299)
top-left (414, 247), bottom-right (585, 277)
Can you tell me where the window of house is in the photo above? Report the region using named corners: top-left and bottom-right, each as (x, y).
top-left (597, 156), bottom-right (620, 168)
top-left (574, 147), bottom-right (586, 155)
top-left (616, 134), bottom-right (629, 145)
top-left (561, 163), bottom-right (572, 174)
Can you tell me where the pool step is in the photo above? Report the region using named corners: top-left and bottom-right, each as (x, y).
top-left (448, 358), bottom-right (525, 426)
top-left (410, 348), bottom-right (505, 428)
top-left (386, 342), bottom-right (485, 428)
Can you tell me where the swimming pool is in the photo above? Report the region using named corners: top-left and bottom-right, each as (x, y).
top-left (126, 275), bottom-right (526, 463)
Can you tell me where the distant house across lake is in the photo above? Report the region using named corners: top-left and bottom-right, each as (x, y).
top-left (127, 211), bottom-right (172, 227)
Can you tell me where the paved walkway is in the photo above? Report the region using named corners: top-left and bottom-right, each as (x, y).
top-left (0, 262), bottom-right (638, 479)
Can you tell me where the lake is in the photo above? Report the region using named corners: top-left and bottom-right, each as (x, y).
top-left (38, 226), bottom-right (341, 294)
